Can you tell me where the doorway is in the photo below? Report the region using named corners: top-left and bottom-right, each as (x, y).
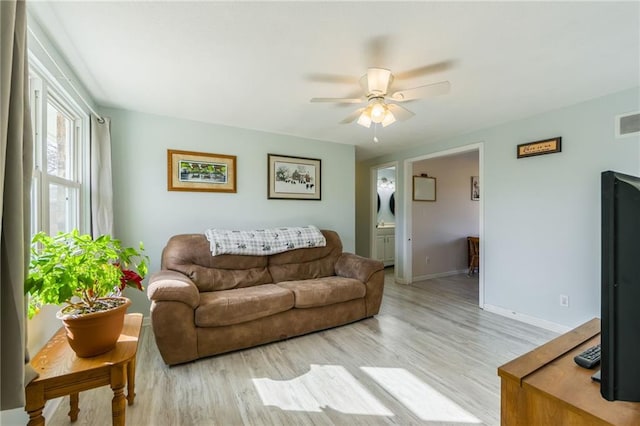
top-left (402, 143), bottom-right (484, 307)
top-left (370, 162), bottom-right (398, 271)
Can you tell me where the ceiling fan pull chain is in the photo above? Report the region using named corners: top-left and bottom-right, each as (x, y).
top-left (373, 123), bottom-right (379, 143)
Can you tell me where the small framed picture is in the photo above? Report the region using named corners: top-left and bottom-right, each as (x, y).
top-left (471, 176), bottom-right (479, 201)
top-left (268, 154), bottom-right (321, 200)
top-left (167, 149), bottom-right (236, 193)
top-left (413, 176), bottom-right (436, 201)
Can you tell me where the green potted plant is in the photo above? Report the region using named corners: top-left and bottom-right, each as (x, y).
top-left (25, 229), bottom-right (149, 357)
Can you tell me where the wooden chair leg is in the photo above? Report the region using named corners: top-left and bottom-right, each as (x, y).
top-left (468, 255), bottom-right (478, 276)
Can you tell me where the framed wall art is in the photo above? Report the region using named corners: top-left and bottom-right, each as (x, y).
top-left (517, 137), bottom-right (562, 159)
top-left (267, 154), bottom-right (321, 200)
top-left (167, 149), bottom-right (237, 193)
top-left (413, 175), bottom-right (436, 201)
top-left (471, 176), bottom-right (480, 201)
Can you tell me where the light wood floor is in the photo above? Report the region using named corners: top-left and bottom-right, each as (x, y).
top-left (47, 270), bottom-right (558, 426)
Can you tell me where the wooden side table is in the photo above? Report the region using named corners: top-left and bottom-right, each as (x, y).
top-left (498, 318), bottom-right (640, 425)
top-left (25, 313), bottom-right (143, 426)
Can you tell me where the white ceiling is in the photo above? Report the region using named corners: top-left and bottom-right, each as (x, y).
top-left (28, 1), bottom-right (640, 161)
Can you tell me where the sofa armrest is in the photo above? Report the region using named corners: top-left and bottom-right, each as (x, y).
top-left (335, 253), bottom-right (384, 283)
top-left (335, 253), bottom-right (385, 317)
top-left (147, 270), bottom-right (200, 308)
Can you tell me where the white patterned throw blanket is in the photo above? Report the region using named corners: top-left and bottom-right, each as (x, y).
top-left (205, 225), bottom-right (326, 256)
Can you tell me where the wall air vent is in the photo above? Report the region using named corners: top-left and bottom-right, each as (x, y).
top-left (615, 112), bottom-right (640, 138)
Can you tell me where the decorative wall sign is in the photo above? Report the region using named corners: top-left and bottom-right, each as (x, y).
top-left (167, 149), bottom-right (237, 192)
top-left (517, 137), bottom-right (562, 159)
top-left (268, 154), bottom-right (321, 200)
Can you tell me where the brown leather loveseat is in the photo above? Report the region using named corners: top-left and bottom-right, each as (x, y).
top-left (147, 230), bottom-right (384, 365)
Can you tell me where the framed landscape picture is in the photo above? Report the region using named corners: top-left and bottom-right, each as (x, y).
top-left (167, 149), bottom-right (236, 192)
top-left (267, 154), bottom-right (321, 200)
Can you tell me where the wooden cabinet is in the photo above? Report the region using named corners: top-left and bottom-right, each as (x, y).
top-left (498, 318), bottom-right (640, 425)
top-left (375, 227), bottom-right (394, 266)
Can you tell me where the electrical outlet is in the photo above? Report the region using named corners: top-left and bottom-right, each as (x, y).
top-left (560, 294), bottom-right (569, 307)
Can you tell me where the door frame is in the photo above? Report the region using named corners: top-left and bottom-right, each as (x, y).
top-left (402, 142), bottom-right (485, 308)
top-left (370, 161), bottom-right (398, 276)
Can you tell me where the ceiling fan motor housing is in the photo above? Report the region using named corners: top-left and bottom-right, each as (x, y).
top-left (361, 68), bottom-right (394, 96)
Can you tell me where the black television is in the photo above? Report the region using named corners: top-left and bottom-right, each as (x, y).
top-left (600, 170), bottom-right (640, 402)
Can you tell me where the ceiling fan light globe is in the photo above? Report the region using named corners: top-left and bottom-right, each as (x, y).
top-left (370, 103), bottom-right (386, 121)
top-left (381, 111), bottom-right (396, 127)
top-left (357, 113), bottom-right (372, 128)
top-left (371, 114), bottom-right (384, 124)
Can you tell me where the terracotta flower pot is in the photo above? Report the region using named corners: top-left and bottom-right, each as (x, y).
top-left (57, 297), bottom-right (131, 357)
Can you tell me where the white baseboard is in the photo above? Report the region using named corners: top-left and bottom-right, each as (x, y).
top-left (483, 304), bottom-right (571, 334)
top-left (412, 269), bottom-right (468, 282)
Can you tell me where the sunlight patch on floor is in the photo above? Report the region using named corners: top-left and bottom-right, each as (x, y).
top-left (361, 367), bottom-right (482, 424)
top-left (252, 364), bottom-right (393, 416)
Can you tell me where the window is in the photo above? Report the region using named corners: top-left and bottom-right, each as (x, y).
top-left (29, 64), bottom-right (88, 237)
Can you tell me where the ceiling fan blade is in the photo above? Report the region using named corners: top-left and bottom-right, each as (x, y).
top-left (310, 97), bottom-right (364, 104)
top-left (386, 103), bottom-right (415, 121)
top-left (305, 73), bottom-right (359, 84)
top-left (394, 60), bottom-right (456, 80)
top-left (366, 68), bottom-right (393, 95)
top-left (390, 80), bottom-right (451, 101)
top-left (340, 108), bottom-right (366, 124)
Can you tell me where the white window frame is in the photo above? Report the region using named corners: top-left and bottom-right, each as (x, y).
top-left (29, 55), bottom-right (90, 236)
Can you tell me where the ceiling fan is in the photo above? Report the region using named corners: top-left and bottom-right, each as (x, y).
top-left (310, 67), bottom-right (450, 128)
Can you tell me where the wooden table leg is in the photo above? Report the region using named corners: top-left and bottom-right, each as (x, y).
top-left (26, 409), bottom-right (45, 426)
top-left (127, 357), bottom-right (136, 405)
top-left (110, 364), bottom-right (127, 426)
top-left (69, 392), bottom-right (80, 421)
top-left (25, 382), bottom-right (45, 426)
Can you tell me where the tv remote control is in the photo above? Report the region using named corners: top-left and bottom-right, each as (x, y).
top-left (574, 344), bottom-right (601, 369)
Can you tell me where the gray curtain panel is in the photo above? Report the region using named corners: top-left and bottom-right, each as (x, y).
top-left (1, 0), bottom-right (38, 410)
top-left (91, 115), bottom-right (114, 237)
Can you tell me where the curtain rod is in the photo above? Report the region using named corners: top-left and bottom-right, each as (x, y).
top-left (27, 25), bottom-right (105, 123)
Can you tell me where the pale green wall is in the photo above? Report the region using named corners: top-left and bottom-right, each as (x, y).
top-left (104, 107), bottom-right (356, 315)
top-left (357, 87), bottom-right (640, 329)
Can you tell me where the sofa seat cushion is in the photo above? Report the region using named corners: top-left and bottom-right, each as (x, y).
top-left (276, 277), bottom-right (365, 308)
top-left (196, 284), bottom-right (294, 327)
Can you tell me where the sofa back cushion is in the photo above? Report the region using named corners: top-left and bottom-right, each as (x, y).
top-left (268, 230), bottom-right (342, 283)
top-left (161, 234), bottom-right (272, 292)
